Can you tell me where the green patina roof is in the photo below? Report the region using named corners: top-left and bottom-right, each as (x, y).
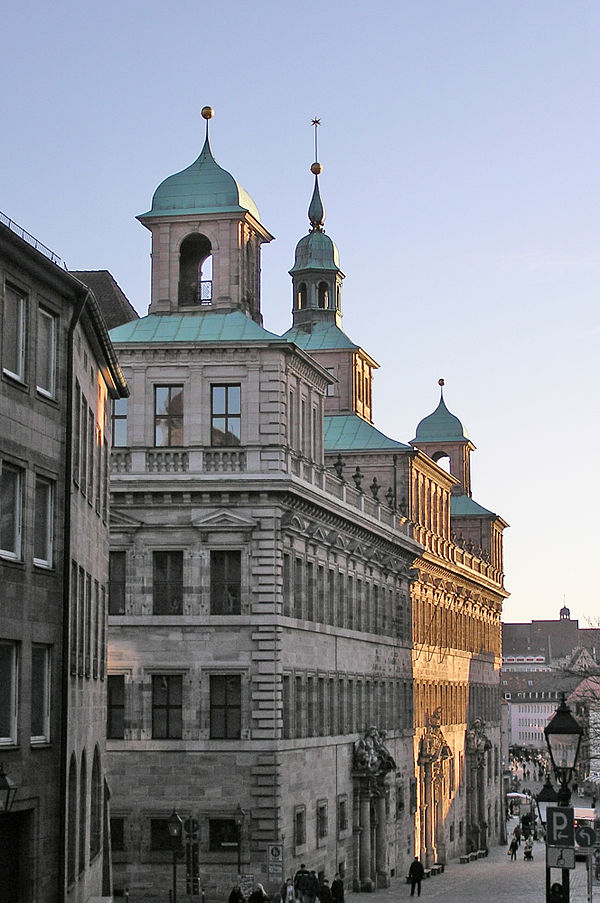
top-left (109, 310), bottom-right (282, 345)
top-left (450, 495), bottom-right (495, 517)
top-left (413, 394), bottom-right (468, 443)
top-left (289, 230), bottom-right (340, 273)
top-left (282, 321), bottom-right (358, 351)
top-left (324, 414), bottom-right (410, 452)
top-left (139, 136), bottom-right (261, 222)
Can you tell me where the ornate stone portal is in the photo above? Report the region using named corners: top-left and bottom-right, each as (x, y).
top-left (416, 708), bottom-right (453, 868)
top-left (352, 727), bottom-right (397, 891)
top-left (465, 718), bottom-right (492, 853)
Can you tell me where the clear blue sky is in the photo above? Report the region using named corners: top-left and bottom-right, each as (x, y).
top-left (2, 0), bottom-right (599, 624)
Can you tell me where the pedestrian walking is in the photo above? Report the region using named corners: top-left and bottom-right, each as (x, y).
top-left (331, 873), bottom-right (344, 903)
top-left (294, 865), bottom-right (310, 903)
top-left (248, 884), bottom-right (270, 903)
top-left (524, 836), bottom-right (533, 861)
top-left (509, 837), bottom-right (518, 861)
top-left (319, 878), bottom-right (333, 903)
top-left (280, 878), bottom-right (294, 903)
top-left (408, 857), bottom-right (425, 897)
top-left (230, 884), bottom-right (245, 903)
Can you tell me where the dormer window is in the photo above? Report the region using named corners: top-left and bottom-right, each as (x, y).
top-left (318, 282), bottom-right (329, 309)
top-left (178, 233), bottom-right (212, 306)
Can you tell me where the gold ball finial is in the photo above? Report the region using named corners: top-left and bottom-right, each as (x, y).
top-left (311, 162), bottom-right (322, 175)
top-left (201, 106), bottom-right (214, 120)
top-left (438, 378), bottom-right (445, 387)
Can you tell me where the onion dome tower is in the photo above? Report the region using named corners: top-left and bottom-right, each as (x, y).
top-left (137, 106), bottom-right (273, 323)
top-left (289, 120), bottom-right (345, 328)
top-left (411, 379), bottom-right (476, 496)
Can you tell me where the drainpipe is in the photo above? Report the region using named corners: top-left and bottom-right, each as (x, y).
top-left (59, 288), bottom-right (90, 900)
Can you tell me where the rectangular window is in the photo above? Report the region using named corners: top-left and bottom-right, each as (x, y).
top-left (70, 561), bottom-right (77, 675)
top-left (33, 476), bottom-right (54, 567)
top-left (317, 565), bottom-right (324, 623)
top-left (80, 394), bottom-right (87, 494)
top-left (208, 819), bottom-right (238, 851)
top-left (150, 818), bottom-right (175, 850)
top-left (85, 573), bottom-right (92, 677)
top-left (92, 580), bottom-right (99, 679)
top-left (110, 817), bottom-right (125, 852)
top-left (211, 384), bottom-right (241, 446)
top-left (73, 382), bottom-right (81, 483)
top-left (337, 795), bottom-right (348, 835)
top-left (36, 307), bottom-right (57, 397)
top-left (282, 674), bottom-right (291, 740)
top-left (31, 645), bottom-right (51, 743)
top-left (326, 367), bottom-right (335, 396)
top-left (294, 557), bottom-right (303, 619)
top-left (3, 285), bottom-right (26, 381)
top-left (107, 674), bottom-right (125, 739)
top-left (289, 391), bottom-right (295, 448)
top-left (306, 561), bottom-right (314, 621)
top-left (210, 674), bottom-right (241, 739)
top-left (88, 408), bottom-right (95, 502)
top-left (100, 586), bottom-right (106, 679)
top-left (152, 674), bottom-right (183, 739)
top-left (154, 385), bottom-right (183, 447)
top-left (294, 806), bottom-right (306, 847)
top-left (109, 550), bottom-right (126, 615)
top-left (283, 553), bottom-right (291, 617)
top-left (317, 800), bottom-right (328, 841)
top-left (210, 550), bottom-right (241, 614)
top-left (153, 550), bottom-right (183, 615)
top-left (0, 641), bottom-right (18, 744)
top-left (0, 462), bottom-right (23, 559)
top-left (111, 397), bottom-right (128, 447)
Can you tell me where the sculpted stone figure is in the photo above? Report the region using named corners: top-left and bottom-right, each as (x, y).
top-left (353, 726), bottom-right (396, 774)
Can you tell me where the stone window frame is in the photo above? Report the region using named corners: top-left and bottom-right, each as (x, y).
top-left (153, 383), bottom-right (184, 448)
top-left (210, 548), bottom-right (242, 615)
top-left (337, 794), bottom-right (348, 839)
top-left (210, 383), bottom-right (241, 448)
top-left (152, 548), bottom-right (184, 615)
top-left (209, 672), bottom-right (242, 740)
top-left (0, 640), bottom-right (19, 746)
top-left (316, 799), bottom-right (328, 847)
top-left (0, 458), bottom-right (24, 561)
top-left (141, 809), bottom-right (192, 863)
top-left (33, 473), bottom-right (55, 568)
top-left (294, 805), bottom-right (307, 853)
top-left (111, 396), bottom-right (128, 448)
top-left (106, 672), bottom-right (127, 740)
top-left (36, 303), bottom-right (58, 399)
top-left (142, 666), bottom-right (190, 742)
top-left (2, 281), bottom-right (27, 385)
top-left (30, 643), bottom-right (51, 744)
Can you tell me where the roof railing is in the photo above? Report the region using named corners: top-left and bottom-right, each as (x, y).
top-left (0, 210), bottom-right (64, 267)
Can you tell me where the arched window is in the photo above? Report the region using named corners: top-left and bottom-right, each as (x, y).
top-left (79, 751), bottom-right (87, 875)
top-left (336, 285), bottom-right (341, 311)
top-left (433, 452), bottom-right (451, 474)
top-left (90, 746), bottom-right (102, 859)
top-left (67, 755), bottom-right (77, 885)
top-left (178, 233), bottom-right (212, 306)
top-left (297, 283), bottom-right (307, 310)
top-left (318, 282), bottom-right (329, 309)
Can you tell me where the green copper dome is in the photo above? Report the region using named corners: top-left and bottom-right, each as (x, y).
top-left (413, 394), bottom-right (468, 442)
top-left (290, 230), bottom-right (340, 273)
top-left (139, 136), bottom-right (261, 221)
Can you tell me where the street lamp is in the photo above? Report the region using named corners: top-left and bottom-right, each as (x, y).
top-left (0, 764), bottom-right (17, 813)
top-left (544, 696), bottom-right (583, 805)
top-left (234, 804), bottom-right (246, 877)
top-left (167, 809), bottom-right (183, 903)
top-left (543, 696), bottom-right (584, 903)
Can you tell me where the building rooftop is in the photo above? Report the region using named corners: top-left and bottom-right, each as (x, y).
top-left (109, 310), bottom-right (282, 345)
top-left (324, 413), bottom-right (410, 452)
top-left (283, 321), bottom-right (359, 351)
top-left (413, 392), bottom-right (469, 443)
top-left (450, 495), bottom-right (496, 517)
top-left (72, 270), bottom-right (139, 330)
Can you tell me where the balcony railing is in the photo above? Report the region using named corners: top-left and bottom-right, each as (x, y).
top-left (178, 280), bottom-right (212, 307)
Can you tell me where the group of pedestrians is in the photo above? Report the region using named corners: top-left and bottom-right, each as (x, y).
top-left (229, 866), bottom-right (345, 903)
top-left (507, 822), bottom-right (534, 862)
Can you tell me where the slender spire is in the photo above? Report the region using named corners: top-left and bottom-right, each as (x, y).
top-left (308, 116), bottom-right (325, 232)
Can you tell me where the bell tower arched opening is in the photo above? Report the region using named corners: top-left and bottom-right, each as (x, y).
top-left (297, 282), bottom-right (307, 310)
top-left (178, 233), bottom-right (213, 307)
top-left (432, 452), bottom-right (451, 474)
top-left (318, 281), bottom-right (329, 309)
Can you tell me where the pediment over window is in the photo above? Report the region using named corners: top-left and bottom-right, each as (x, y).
top-left (192, 509), bottom-right (257, 533)
top-left (110, 510), bottom-right (144, 532)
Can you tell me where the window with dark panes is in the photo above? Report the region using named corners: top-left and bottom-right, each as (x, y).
top-left (31, 644), bottom-right (50, 741)
top-left (0, 641), bottom-right (18, 743)
top-left (80, 394), bottom-right (88, 494)
top-left (150, 818), bottom-right (174, 850)
top-left (210, 550), bottom-right (241, 614)
top-left (211, 384), bottom-right (241, 446)
top-left (337, 796), bottom-right (348, 834)
top-left (153, 550), bottom-right (183, 615)
top-left (208, 818), bottom-right (238, 851)
top-left (294, 807), bottom-right (306, 847)
top-left (152, 674), bottom-right (183, 739)
top-left (3, 285), bottom-right (26, 381)
top-left (107, 674), bottom-right (125, 739)
top-left (0, 461), bottom-right (22, 559)
top-left (111, 397), bottom-right (128, 447)
top-left (109, 551), bottom-right (126, 615)
top-left (154, 385), bottom-right (183, 447)
top-left (33, 476), bottom-right (54, 566)
top-left (37, 307), bottom-right (57, 397)
top-left (210, 674), bottom-right (241, 739)
top-left (111, 817), bottom-right (125, 851)
top-left (317, 801), bottom-right (328, 839)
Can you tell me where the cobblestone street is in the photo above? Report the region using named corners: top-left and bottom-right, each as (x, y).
top-left (349, 838), bottom-right (592, 903)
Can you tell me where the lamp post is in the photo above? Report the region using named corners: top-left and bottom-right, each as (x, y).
top-left (0, 764), bottom-right (17, 813)
top-left (536, 778), bottom-right (560, 903)
top-left (543, 696), bottom-right (584, 903)
top-left (167, 809), bottom-right (183, 903)
top-left (234, 804), bottom-right (246, 878)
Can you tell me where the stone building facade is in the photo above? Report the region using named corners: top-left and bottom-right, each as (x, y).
top-left (105, 114), bottom-right (507, 899)
top-left (0, 214), bottom-right (127, 902)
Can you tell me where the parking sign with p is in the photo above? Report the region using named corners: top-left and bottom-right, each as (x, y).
top-left (547, 808), bottom-right (574, 847)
